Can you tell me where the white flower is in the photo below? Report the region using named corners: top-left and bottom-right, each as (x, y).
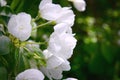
top-left (39, 0), bottom-right (75, 26)
top-left (15, 69), bottom-right (44, 80)
top-left (40, 50), bottom-right (70, 80)
top-left (0, 0), bottom-right (7, 7)
top-left (68, 0), bottom-right (86, 11)
top-left (8, 12), bottom-right (32, 41)
top-left (64, 78), bottom-right (78, 80)
top-left (41, 60), bottom-right (70, 80)
top-left (48, 23), bottom-right (77, 59)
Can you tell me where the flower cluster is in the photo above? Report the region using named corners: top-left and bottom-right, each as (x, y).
top-left (0, 0), bottom-right (86, 80)
top-left (41, 24), bottom-right (77, 79)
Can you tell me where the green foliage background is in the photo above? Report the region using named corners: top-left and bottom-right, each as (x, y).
top-left (0, 0), bottom-right (120, 80)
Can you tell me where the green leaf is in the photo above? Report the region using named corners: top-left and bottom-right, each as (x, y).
top-left (0, 36), bottom-right (11, 55)
top-left (14, 48), bottom-right (26, 75)
top-left (10, 0), bottom-right (20, 11)
top-left (0, 67), bottom-right (7, 80)
top-left (22, 55), bottom-right (30, 69)
top-left (88, 53), bottom-right (107, 75)
top-left (101, 42), bottom-right (115, 63)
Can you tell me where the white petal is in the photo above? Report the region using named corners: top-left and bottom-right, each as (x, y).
top-left (15, 69), bottom-right (44, 80)
top-left (39, 0), bottom-right (52, 9)
top-left (48, 60), bottom-right (70, 79)
top-left (40, 67), bottom-right (53, 80)
top-left (54, 23), bottom-right (69, 33)
top-left (43, 49), bottom-right (53, 59)
top-left (49, 68), bottom-right (63, 79)
top-left (46, 54), bottom-right (64, 69)
top-left (56, 8), bottom-right (75, 26)
top-left (59, 59), bottom-right (71, 71)
top-left (61, 34), bottom-right (77, 49)
top-left (43, 50), bottom-right (64, 69)
top-left (71, 0), bottom-right (86, 11)
top-left (47, 55), bottom-right (63, 69)
top-left (40, 3), bottom-right (62, 20)
top-left (65, 78), bottom-right (78, 80)
top-left (48, 34), bottom-right (61, 53)
top-left (60, 34), bottom-right (77, 59)
top-left (41, 66), bottom-right (63, 80)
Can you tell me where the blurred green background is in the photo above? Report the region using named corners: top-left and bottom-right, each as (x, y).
top-left (1, 0), bottom-right (120, 80)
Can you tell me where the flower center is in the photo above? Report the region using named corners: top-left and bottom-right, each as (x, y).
top-left (19, 26), bottom-right (25, 30)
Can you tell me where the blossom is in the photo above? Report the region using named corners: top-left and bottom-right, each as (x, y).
top-left (41, 50), bottom-right (70, 80)
top-left (0, 0), bottom-right (7, 7)
top-left (48, 23), bottom-right (77, 59)
top-left (8, 12), bottom-right (32, 41)
top-left (15, 69), bottom-right (44, 80)
top-left (68, 0), bottom-right (86, 11)
top-left (39, 0), bottom-right (75, 26)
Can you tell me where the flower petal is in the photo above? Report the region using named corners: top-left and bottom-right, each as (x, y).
top-left (40, 3), bottom-right (61, 20)
top-left (39, 0), bottom-right (52, 9)
top-left (16, 69), bottom-right (44, 80)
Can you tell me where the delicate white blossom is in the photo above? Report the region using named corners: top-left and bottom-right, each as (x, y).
top-left (0, 0), bottom-right (7, 7)
top-left (68, 0), bottom-right (86, 11)
top-left (39, 0), bottom-right (75, 26)
top-left (41, 50), bottom-right (70, 80)
top-left (48, 23), bottom-right (77, 59)
top-left (43, 49), bottom-right (70, 70)
top-left (15, 69), bottom-right (44, 80)
top-left (8, 12), bottom-right (32, 41)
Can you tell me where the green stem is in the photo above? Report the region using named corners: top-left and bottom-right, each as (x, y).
top-left (14, 48), bottom-right (21, 76)
top-left (32, 12), bottom-right (41, 22)
top-left (23, 47), bottom-right (30, 52)
top-left (32, 21), bottom-right (55, 30)
top-left (25, 41), bottom-right (46, 45)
